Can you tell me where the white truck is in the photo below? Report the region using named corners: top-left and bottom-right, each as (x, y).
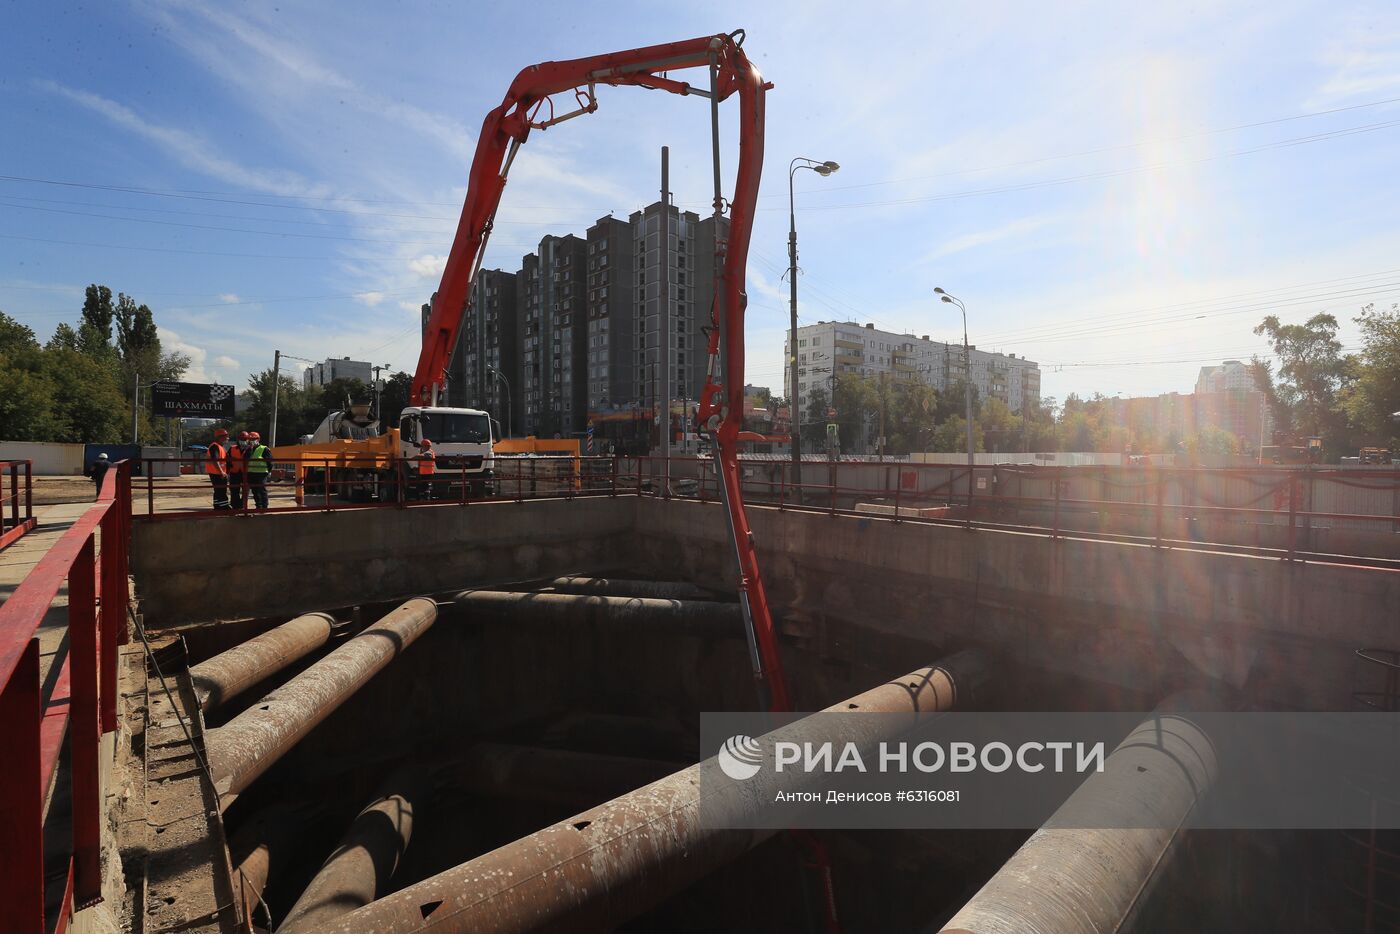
top-left (286, 403), bottom-right (499, 502)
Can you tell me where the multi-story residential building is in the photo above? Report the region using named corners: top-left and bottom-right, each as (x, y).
top-left (441, 269), bottom-right (518, 422)
top-left (303, 356), bottom-right (373, 389)
top-left (1195, 359), bottom-right (1257, 394)
top-left (584, 215), bottom-right (636, 412)
top-left (430, 199), bottom-right (727, 450)
top-left (783, 321), bottom-right (1042, 421)
top-left (629, 200), bottom-right (710, 418)
top-left (517, 235), bottom-right (588, 438)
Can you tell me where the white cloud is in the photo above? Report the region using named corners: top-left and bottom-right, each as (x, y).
top-left (144, 2), bottom-right (474, 161)
top-left (925, 215), bottom-right (1058, 260)
top-left (161, 326), bottom-right (211, 382)
top-left (218, 293), bottom-right (241, 304)
top-left (355, 291), bottom-right (386, 307)
top-left (409, 255), bottom-right (447, 279)
top-left (35, 80), bottom-right (332, 200)
top-left (1306, 27), bottom-right (1400, 106)
top-left (213, 355), bottom-right (240, 370)
top-left (399, 300), bottom-right (424, 314)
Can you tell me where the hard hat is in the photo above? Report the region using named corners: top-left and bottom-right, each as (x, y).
top-left (249, 431), bottom-right (261, 441)
top-left (422, 439), bottom-right (433, 448)
top-left (97, 452), bottom-right (109, 460)
top-left (238, 431), bottom-right (250, 441)
top-left (215, 428), bottom-right (229, 438)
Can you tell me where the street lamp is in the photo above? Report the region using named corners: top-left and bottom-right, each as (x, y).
top-left (788, 157), bottom-right (840, 489)
top-left (488, 365), bottom-right (512, 439)
top-left (935, 287), bottom-right (974, 475)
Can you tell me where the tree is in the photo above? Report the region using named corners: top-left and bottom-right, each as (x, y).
top-left (977, 398), bottom-right (1022, 453)
top-left (1343, 303), bottom-right (1400, 442)
top-left (1247, 357), bottom-right (1292, 441)
top-left (379, 372), bottom-right (414, 428)
top-left (1253, 313), bottom-right (1351, 440)
top-left (1194, 426), bottom-right (1241, 458)
top-left (930, 415), bottom-right (984, 453)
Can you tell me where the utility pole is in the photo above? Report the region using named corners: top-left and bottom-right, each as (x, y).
top-left (877, 372), bottom-right (887, 461)
top-left (131, 369), bottom-right (140, 443)
top-left (787, 156), bottom-right (841, 491)
top-left (660, 146), bottom-right (670, 480)
top-left (270, 349), bottom-right (281, 446)
top-left (936, 288), bottom-right (975, 476)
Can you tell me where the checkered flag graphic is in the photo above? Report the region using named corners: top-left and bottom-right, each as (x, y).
top-left (209, 384), bottom-right (233, 402)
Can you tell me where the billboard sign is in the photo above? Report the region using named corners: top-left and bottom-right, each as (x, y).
top-left (150, 381), bottom-right (236, 419)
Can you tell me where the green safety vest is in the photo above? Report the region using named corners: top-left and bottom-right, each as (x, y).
top-left (247, 444), bottom-right (271, 474)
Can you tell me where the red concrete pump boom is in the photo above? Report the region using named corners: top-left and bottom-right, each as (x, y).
top-left (415, 30), bottom-right (793, 712)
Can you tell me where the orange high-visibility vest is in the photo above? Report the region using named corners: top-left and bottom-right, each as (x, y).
top-left (418, 450), bottom-right (436, 476)
top-left (227, 444), bottom-right (245, 474)
top-left (207, 442), bottom-right (228, 476)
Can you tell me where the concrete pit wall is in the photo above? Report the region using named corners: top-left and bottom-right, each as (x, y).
top-left (632, 498), bottom-right (1400, 712)
top-left (130, 497), bottom-right (633, 628)
top-left (130, 496), bottom-right (1400, 711)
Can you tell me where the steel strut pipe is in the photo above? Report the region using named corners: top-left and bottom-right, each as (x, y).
top-left (451, 589), bottom-right (741, 637)
top-left (940, 700), bottom-right (1219, 934)
top-left (324, 649), bottom-right (986, 934)
top-left (548, 576), bottom-right (727, 602)
top-left (279, 766), bottom-right (428, 933)
top-left (205, 597), bottom-right (437, 808)
top-left (191, 612), bottom-right (336, 712)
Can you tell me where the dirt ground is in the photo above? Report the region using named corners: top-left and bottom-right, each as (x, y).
top-left (29, 475), bottom-right (301, 514)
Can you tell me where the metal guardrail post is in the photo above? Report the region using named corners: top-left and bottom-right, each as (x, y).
top-left (1288, 473), bottom-right (1298, 561)
top-left (829, 461), bottom-right (837, 517)
top-left (99, 508), bottom-right (120, 734)
top-left (1053, 467), bottom-right (1062, 539)
top-left (69, 536), bottom-right (102, 904)
top-left (966, 465), bottom-right (975, 530)
top-left (7, 462), bottom-right (16, 530)
top-left (779, 461), bottom-right (787, 511)
top-left (894, 467), bottom-right (902, 523)
top-left (147, 462), bottom-right (155, 516)
top-left (0, 639), bottom-right (44, 929)
top-left (25, 461), bottom-right (34, 527)
top-left (1155, 467), bottom-right (1165, 547)
top-left (610, 456), bottom-right (618, 498)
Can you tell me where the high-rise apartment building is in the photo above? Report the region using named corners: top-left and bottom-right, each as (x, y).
top-left (442, 269), bottom-right (518, 419)
top-left (517, 235), bottom-right (587, 437)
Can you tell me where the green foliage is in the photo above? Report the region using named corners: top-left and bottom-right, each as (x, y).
top-left (0, 286), bottom-right (187, 444)
top-left (1343, 303), bottom-right (1400, 441)
top-left (1253, 313), bottom-right (1350, 439)
top-left (1194, 425), bottom-right (1241, 457)
top-left (379, 372), bottom-right (414, 425)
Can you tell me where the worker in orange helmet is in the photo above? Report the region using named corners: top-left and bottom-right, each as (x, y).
top-left (228, 430), bottom-right (250, 510)
top-left (207, 428), bottom-right (231, 510)
top-left (416, 438), bottom-right (436, 501)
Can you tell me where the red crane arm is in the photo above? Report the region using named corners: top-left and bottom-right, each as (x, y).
top-left (414, 31), bottom-right (791, 713)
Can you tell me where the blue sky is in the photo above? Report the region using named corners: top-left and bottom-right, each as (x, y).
top-left (3, 1), bottom-right (1399, 404)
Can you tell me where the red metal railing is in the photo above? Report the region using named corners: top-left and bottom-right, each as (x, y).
top-left (613, 456), bottom-right (1400, 566)
top-left (126, 454), bottom-right (1400, 564)
top-left (0, 459), bottom-right (37, 551)
top-left (130, 455), bottom-right (620, 522)
top-left (0, 461), bottom-right (130, 932)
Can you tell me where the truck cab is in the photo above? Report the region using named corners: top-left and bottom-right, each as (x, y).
top-left (397, 406), bottom-right (497, 491)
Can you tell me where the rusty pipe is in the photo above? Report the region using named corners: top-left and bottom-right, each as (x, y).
top-left (548, 576), bottom-right (727, 602)
top-left (324, 649), bottom-right (986, 933)
top-left (191, 612), bottom-right (335, 712)
top-left (940, 701), bottom-right (1218, 934)
top-left (205, 598), bottom-right (437, 808)
top-left (279, 766), bottom-right (428, 933)
top-left (451, 589), bottom-right (741, 636)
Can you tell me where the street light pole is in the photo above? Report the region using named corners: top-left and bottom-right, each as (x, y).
top-left (489, 366), bottom-right (512, 439)
top-left (936, 288), bottom-right (974, 475)
top-left (788, 156), bottom-right (840, 492)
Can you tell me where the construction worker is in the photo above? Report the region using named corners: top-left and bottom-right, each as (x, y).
top-left (246, 431), bottom-right (271, 510)
top-left (207, 429), bottom-right (231, 510)
top-left (89, 452), bottom-right (109, 499)
top-left (416, 439), bottom-right (436, 500)
top-left (229, 430), bottom-right (249, 510)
